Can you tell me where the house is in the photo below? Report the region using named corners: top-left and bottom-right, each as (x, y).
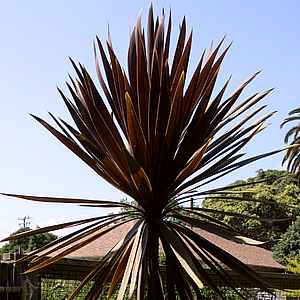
top-left (1, 222), bottom-right (300, 299)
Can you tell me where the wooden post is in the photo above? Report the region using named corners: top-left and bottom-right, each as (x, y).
top-left (21, 272), bottom-right (41, 300)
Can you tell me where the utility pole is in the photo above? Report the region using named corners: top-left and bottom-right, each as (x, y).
top-left (16, 216), bottom-right (31, 255)
top-left (190, 197), bottom-right (194, 229)
top-left (18, 216), bottom-right (31, 229)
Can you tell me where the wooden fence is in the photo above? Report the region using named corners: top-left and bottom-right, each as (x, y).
top-left (2, 253), bottom-right (300, 299)
top-left (0, 261), bottom-right (23, 299)
top-left (0, 255), bottom-right (41, 300)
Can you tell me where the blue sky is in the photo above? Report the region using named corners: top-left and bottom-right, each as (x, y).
top-left (0, 0), bottom-right (299, 239)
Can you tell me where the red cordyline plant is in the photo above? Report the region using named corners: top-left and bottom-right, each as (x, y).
top-left (2, 5), bottom-right (286, 300)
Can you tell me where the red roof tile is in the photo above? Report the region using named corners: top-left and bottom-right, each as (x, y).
top-left (55, 222), bottom-right (283, 271)
top-left (194, 228), bottom-right (283, 270)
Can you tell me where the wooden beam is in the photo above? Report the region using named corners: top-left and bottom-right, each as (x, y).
top-left (3, 256), bottom-right (300, 290)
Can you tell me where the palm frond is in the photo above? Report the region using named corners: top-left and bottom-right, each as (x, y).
top-left (281, 108), bottom-right (300, 180)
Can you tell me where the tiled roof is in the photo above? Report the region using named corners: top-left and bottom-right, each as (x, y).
top-left (196, 228), bottom-right (283, 270)
top-left (51, 221), bottom-right (284, 271)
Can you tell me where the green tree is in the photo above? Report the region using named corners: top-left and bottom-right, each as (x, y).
top-left (202, 169), bottom-right (300, 241)
top-left (119, 198), bottom-right (137, 215)
top-left (276, 257), bottom-right (300, 297)
top-left (0, 227), bottom-right (57, 254)
top-left (273, 217), bottom-right (300, 264)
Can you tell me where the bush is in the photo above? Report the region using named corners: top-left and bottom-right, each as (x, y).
top-left (273, 217), bottom-right (300, 264)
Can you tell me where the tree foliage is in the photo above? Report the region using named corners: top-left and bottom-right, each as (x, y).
top-left (202, 169), bottom-right (300, 242)
top-left (1, 6), bottom-right (283, 299)
top-left (0, 227), bottom-right (57, 254)
top-left (273, 217), bottom-right (300, 264)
